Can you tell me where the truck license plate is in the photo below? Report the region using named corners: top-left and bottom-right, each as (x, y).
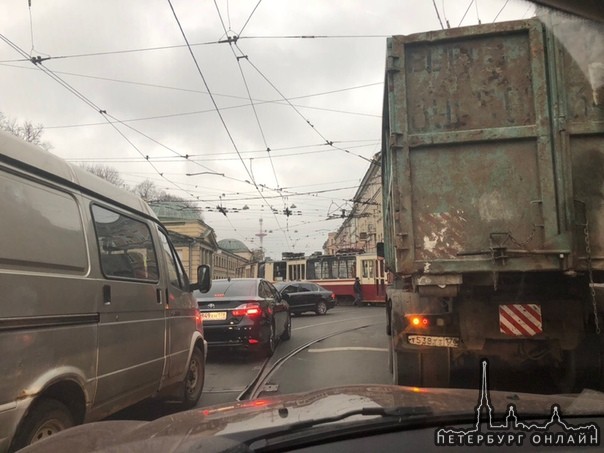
top-left (407, 335), bottom-right (459, 348)
top-left (201, 311), bottom-right (227, 321)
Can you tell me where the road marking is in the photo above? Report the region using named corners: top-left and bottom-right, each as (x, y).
top-left (307, 347), bottom-right (388, 353)
top-left (292, 315), bottom-right (383, 331)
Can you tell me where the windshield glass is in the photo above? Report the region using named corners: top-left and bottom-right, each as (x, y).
top-left (2, 0), bottom-right (604, 451)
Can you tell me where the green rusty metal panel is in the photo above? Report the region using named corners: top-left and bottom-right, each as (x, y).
top-left (552, 16), bottom-right (604, 271)
top-left (382, 19), bottom-right (569, 276)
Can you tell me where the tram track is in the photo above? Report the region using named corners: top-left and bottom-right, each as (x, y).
top-left (237, 322), bottom-right (379, 401)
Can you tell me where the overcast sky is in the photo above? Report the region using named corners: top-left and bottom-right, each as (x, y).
top-left (0, 0), bottom-right (534, 259)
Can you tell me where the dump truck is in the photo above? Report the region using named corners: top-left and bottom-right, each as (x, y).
top-left (382, 15), bottom-right (604, 390)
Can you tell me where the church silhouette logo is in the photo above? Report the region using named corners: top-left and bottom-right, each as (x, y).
top-left (435, 360), bottom-right (599, 447)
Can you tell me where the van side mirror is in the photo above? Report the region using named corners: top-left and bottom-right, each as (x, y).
top-left (191, 264), bottom-right (211, 293)
top-left (376, 242), bottom-right (385, 258)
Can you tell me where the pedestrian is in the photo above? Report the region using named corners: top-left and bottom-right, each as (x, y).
top-left (353, 277), bottom-right (362, 306)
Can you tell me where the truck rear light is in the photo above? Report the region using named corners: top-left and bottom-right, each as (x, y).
top-left (408, 315), bottom-right (429, 327)
top-left (232, 303), bottom-right (262, 318)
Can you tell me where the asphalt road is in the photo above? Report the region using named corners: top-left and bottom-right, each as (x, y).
top-left (200, 305), bottom-right (390, 406)
top-left (108, 305), bottom-right (389, 421)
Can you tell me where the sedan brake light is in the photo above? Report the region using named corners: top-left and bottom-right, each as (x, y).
top-left (232, 303), bottom-right (262, 318)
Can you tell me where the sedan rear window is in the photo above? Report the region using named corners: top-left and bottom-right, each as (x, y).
top-left (197, 279), bottom-right (258, 298)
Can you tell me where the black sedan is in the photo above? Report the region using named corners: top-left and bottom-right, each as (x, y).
top-left (194, 278), bottom-right (291, 356)
top-left (273, 281), bottom-right (336, 316)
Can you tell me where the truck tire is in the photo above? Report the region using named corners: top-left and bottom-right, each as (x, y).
top-left (180, 346), bottom-right (205, 409)
top-left (10, 398), bottom-right (75, 451)
top-left (392, 348), bottom-right (450, 388)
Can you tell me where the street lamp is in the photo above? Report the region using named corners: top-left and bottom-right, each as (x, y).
top-left (185, 171), bottom-right (225, 177)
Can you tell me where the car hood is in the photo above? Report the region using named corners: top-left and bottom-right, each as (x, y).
top-left (22, 384), bottom-right (604, 452)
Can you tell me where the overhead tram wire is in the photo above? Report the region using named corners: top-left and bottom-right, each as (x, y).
top-left (0, 40), bottom-right (222, 64)
top-left (458, 0), bottom-right (475, 27)
top-left (238, 0), bottom-right (263, 36)
top-left (475, 0), bottom-right (482, 24)
top-left (493, 0), bottom-right (511, 22)
top-left (166, 0), bottom-right (292, 251)
top-left (0, 33), bottom-right (201, 201)
top-left (0, 63), bottom-right (381, 125)
top-left (167, 0), bottom-right (272, 188)
top-left (214, 0), bottom-right (287, 217)
top-left (214, 0), bottom-right (283, 200)
top-left (0, 34), bottom-right (395, 64)
top-left (232, 41), bottom-right (376, 165)
top-left (64, 141), bottom-right (380, 163)
top-left (432, 0), bottom-right (445, 29)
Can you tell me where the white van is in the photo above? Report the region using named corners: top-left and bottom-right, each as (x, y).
top-left (0, 131), bottom-right (211, 452)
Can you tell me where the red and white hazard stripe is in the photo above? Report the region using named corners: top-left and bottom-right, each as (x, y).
top-left (499, 304), bottom-right (543, 337)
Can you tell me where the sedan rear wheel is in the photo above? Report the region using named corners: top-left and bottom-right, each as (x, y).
top-left (315, 301), bottom-right (327, 315)
top-left (264, 322), bottom-right (276, 357)
top-left (281, 314), bottom-right (292, 340)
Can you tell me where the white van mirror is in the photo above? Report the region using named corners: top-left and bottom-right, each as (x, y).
top-left (192, 264), bottom-right (211, 293)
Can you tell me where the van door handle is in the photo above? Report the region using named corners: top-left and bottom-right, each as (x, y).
top-left (103, 285), bottom-right (111, 305)
top-left (156, 288), bottom-right (162, 304)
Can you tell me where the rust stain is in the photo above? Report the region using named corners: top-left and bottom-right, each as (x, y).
top-left (417, 211), bottom-right (467, 260)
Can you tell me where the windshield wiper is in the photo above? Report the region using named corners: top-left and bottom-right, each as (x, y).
top-left (242, 406), bottom-right (435, 451)
top-left (284, 405), bottom-right (434, 431)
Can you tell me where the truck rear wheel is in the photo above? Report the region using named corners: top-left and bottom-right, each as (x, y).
top-left (392, 348), bottom-right (450, 388)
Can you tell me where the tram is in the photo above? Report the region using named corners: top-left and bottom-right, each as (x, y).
top-left (255, 252), bottom-right (386, 305)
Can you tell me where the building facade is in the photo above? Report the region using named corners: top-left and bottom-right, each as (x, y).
top-left (214, 239), bottom-right (254, 279)
top-left (325, 153), bottom-right (383, 255)
top-left (152, 202), bottom-right (220, 280)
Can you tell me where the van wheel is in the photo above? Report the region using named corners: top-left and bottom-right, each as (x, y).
top-left (181, 346), bottom-right (205, 409)
top-left (11, 398), bottom-right (74, 451)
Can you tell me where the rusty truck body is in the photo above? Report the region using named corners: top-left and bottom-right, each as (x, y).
top-left (382, 16), bottom-right (604, 389)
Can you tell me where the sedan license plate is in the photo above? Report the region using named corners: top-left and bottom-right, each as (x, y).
top-left (407, 335), bottom-right (459, 348)
top-left (200, 311), bottom-right (227, 321)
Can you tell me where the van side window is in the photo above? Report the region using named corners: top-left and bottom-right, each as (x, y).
top-left (0, 170), bottom-right (87, 273)
top-left (158, 229), bottom-right (187, 289)
top-left (91, 205), bottom-right (159, 281)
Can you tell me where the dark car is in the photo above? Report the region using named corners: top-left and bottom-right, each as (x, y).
top-left (273, 281), bottom-right (336, 316)
top-left (194, 278), bottom-right (290, 356)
